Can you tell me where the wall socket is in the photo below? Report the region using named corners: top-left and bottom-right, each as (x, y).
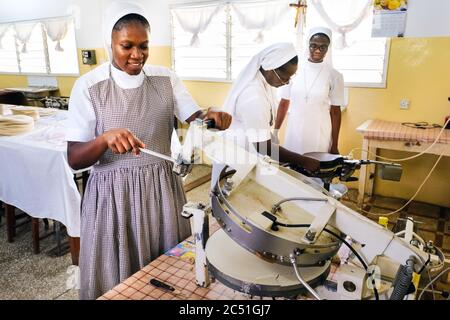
top-left (400, 98), bottom-right (410, 110)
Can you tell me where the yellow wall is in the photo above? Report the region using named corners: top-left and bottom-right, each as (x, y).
top-left (0, 46), bottom-right (172, 96)
top-left (341, 37), bottom-right (450, 207)
top-left (184, 37), bottom-right (450, 207)
top-left (1, 38), bottom-right (449, 206)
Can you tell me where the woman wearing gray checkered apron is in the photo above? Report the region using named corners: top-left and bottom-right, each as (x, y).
top-left (66, 2), bottom-right (231, 299)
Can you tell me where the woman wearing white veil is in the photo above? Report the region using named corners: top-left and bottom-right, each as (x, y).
top-left (275, 27), bottom-right (344, 155)
top-left (66, 1), bottom-right (230, 299)
top-left (222, 42), bottom-right (320, 172)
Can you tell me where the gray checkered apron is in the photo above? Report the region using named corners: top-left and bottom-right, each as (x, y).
top-left (79, 68), bottom-right (191, 299)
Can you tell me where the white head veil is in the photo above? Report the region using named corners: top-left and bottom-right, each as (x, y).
top-left (102, 1), bottom-right (149, 61)
top-left (305, 26), bottom-right (333, 66)
top-left (222, 42), bottom-right (298, 117)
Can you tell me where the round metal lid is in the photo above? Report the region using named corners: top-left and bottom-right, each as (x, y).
top-left (206, 229), bottom-right (330, 298)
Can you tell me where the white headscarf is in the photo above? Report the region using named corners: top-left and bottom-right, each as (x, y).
top-left (306, 26), bottom-right (333, 66)
top-left (102, 1), bottom-right (149, 61)
top-left (223, 42), bottom-right (297, 117)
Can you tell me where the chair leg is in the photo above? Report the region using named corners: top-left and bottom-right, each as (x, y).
top-left (55, 221), bottom-right (62, 256)
top-left (69, 237), bottom-right (80, 266)
top-left (5, 204), bottom-right (15, 243)
top-left (31, 218), bottom-right (40, 254)
top-left (43, 218), bottom-right (49, 230)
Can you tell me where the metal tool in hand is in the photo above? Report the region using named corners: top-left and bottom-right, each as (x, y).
top-left (139, 147), bottom-right (194, 177)
top-left (138, 118), bottom-right (215, 177)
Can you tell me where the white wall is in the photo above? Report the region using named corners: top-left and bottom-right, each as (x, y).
top-left (1, 0), bottom-right (449, 49)
top-left (405, 0), bottom-right (450, 37)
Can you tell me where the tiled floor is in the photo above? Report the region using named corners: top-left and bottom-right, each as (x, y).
top-left (1, 187), bottom-right (449, 300)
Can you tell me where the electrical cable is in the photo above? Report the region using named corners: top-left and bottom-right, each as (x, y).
top-left (358, 152), bottom-right (444, 217)
top-left (401, 122), bottom-right (442, 129)
top-left (348, 117), bottom-right (450, 162)
top-left (268, 216), bottom-right (380, 300)
top-left (418, 266), bottom-right (450, 300)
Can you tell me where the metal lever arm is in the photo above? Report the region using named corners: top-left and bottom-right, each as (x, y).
top-left (139, 148), bottom-right (175, 163)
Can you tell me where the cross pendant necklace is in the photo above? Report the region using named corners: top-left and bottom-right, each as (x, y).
top-left (304, 64), bottom-right (324, 104)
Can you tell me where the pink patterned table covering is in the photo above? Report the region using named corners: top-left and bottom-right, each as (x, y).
top-left (360, 120), bottom-right (450, 144)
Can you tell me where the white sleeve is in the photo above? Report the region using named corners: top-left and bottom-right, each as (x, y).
top-left (278, 82), bottom-right (292, 100)
top-left (235, 88), bottom-right (272, 143)
top-left (170, 71), bottom-right (201, 123)
top-left (329, 70), bottom-right (344, 106)
top-left (65, 78), bottom-right (96, 142)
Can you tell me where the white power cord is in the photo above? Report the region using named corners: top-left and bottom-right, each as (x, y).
top-left (359, 152), bottom-right (444, 217)
top-left (418, 266), bottom-right (450, 300)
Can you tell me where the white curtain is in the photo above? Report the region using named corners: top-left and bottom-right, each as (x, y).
top-left (44, 18), bottom-right (69, 51)
top-left (310, 0), bottom-right (372, 49)
top-left (171, 4), bottom-right (223, 47)
top-left (231, 0), bottom-right (290, 44)
top-left (14, 22), bottom-right (37, 53)
top-left (0, 24), bottom-right (10, 49)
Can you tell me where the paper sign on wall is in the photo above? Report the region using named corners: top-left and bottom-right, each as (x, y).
top-left (372, 0), bottom-right (408, 37)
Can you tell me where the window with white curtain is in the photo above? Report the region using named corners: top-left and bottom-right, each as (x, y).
top-left (172, 4), bottom-right (228, 80)
top-left (0, 17), bottom-right (79, 75)
top-left (18, 24), bottom-right (47, 74)
top-left (230, 1), bottom-right (297, 79)
top-left (171, 1), bottom-right (297, 81)
top-left (0, 27), bottom-right (19, 73)
top-left (305, 0), bottom-right (389, 87)
top-left (171, 0), bottom-right (389, 88)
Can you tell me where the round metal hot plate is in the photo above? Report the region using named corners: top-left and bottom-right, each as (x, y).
top-left (206, 229), bottom-right (331, 298)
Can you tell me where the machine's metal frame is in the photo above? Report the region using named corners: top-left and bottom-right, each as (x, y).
top-left (168, 120), bottom-right (445, 299)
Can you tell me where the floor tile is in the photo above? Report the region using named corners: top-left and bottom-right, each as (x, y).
top-left (370, 195), bottom-right (406, 211)
top-left (407, 202), bottom-right (441, 219)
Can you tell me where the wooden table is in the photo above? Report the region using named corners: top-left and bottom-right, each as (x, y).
top-left (356, 119), bottom-right (450, 205)
top-left (0, 104), bottom-right (83, 264)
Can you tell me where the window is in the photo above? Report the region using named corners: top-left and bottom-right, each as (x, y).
top-left (171, 0), bottom-right (389, 88)
top-left (304, 0), bottom-right (389, 87)
top-left (18, 24), bottom-right (47, 74)
top-left (172, 4), bottom-right (228, 80)
top-left (171, 1), bottom-right (297, 81)
top-left (0, 28), bottom-right (19, 73)
top-left (230, 3), bottom-right (297, 79)
top-left (0, 17), bottom-right (79, 75)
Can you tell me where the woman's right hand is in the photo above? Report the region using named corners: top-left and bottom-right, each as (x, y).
top-left (101, 129), bottom-right (145, 155)
top-left (300, 156), bottom-right (321, 173)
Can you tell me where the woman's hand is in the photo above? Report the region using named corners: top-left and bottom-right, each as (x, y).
top-left (205, 109), bottom-right (232, 130)
top-left (301, 156), bottom-right (321, 173)
top-left (101, 129), bottom-right (145, 155)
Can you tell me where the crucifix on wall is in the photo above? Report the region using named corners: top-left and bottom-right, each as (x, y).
top-left (289, 0), bottom-right (307, 28)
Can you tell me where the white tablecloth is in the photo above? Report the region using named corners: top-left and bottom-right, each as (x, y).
top-left (0, 106), bottom-right (81, 237)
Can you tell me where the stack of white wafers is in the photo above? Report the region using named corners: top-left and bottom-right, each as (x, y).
top-left (37, 108), bottom-right (58, 116)
top-left (0, 115), bottom-right (35, 136)
top-left (10, 106), bottom-right (40, 120)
